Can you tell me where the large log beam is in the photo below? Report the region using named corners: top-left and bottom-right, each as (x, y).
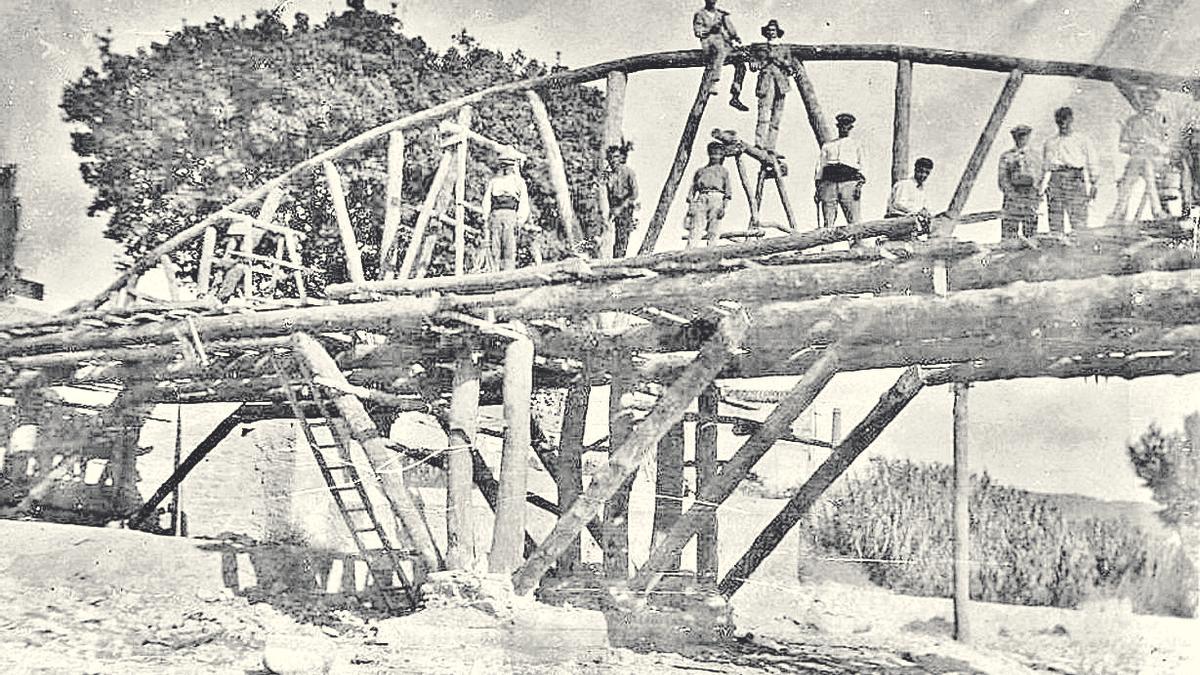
top-left (716, 367), bottom-right (926, 598)
top-left (628, 350), bottom-right (842, 592)
top-left (511, 310), bottom-right (749, 595)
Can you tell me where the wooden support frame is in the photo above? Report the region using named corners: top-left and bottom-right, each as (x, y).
top-left (292, 332), bottom-right (444, 574)
top-left (947, 69), bottom-right (1024, 218)
top-left (638, 63), bottom-right (720, 255)
top-left (446, 343), bottom-right (480, 570)
top-left (953, 381), bottom-right (972, 641)
top-left (527, 90), bottom-right (582, 249)
top-left (716, 366), bottom-right (926, 598)
top-left (557, 372), bottom-right (590, 572)
top-left (489, 327), bottom-right (535, 575)
top-left (892, 59), bottom-right (913, 186)
top-left (792, 63), bottom-right (834, 146)
top-left (628, 349), bottom-right (841, 592)
top-left (603, 346), bottom-right (636, 579)
top-left (695, 383), bottom-right (720, 585)
top-left (652, 421), bottom-right (686, 572)
top-left (454, 107), bottom-right (473, 276)
top-left (323, 161), bottom-right (366, 284)
top-left (512, 309), bottom-right (749, 594)
top-left (381, 131), bottom-right (407, 276)
top-left (397, 150), bottom-right (454, 280)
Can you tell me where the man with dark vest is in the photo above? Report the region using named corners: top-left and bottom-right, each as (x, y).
top-left (815, 113), bottom-right (866, 226)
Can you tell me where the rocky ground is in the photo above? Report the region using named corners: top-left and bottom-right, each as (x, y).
top-left (0, 518), bottom-right (1195, 674)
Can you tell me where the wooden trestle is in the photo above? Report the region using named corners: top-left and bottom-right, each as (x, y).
top-left (3, 43), bottom-right (1199, 621)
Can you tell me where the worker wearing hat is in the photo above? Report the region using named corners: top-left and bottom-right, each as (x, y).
top-left (746, 19), bottom-right (796, 151)
top-left (1109, 86), bottom-right (1171, 223)
top-left (685, 141), bottom-right (733, 247)
top-left (482, 148), bottom-right (531, 270)
top-left (693, 0), bottom-right (750, 111)
top-left (998, 124), bottom-right (1041, 240)
top-left (603, 142), bottom-right (639, 257)
top-left (815, 113), bottom-right (866, 226)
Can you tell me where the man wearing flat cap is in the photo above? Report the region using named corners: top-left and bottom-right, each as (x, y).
top-left (693, 0), bottom-right (749, 111)
top-left (685, 141), bottom-right (733, 247)
top-left (886, 157), bottom-right (933, 220)
top-left (746, 19), bottom-right (796, 152)
top-left (482, 148), bottom-right (531, 270)
top-left (815, 113), bottom-right (867, 226)
top-left (998, 124), bottom-right (1041, 240)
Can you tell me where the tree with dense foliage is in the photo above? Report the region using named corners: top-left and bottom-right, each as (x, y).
top-left (62, 3), bottom-right (605, 289)
top-left (1127, 415), bottom-right (1200, 529)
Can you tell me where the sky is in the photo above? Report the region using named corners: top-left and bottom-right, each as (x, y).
top-left (2, 0), bottom-right (1199, 504)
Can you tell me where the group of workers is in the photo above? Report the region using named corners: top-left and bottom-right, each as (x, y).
top-left (478, 0), bottom-right (1200, 269)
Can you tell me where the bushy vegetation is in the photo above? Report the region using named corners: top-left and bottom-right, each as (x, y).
top-left (810, 458), bottom-right (1197, 617)
top-left (62, 3), bottom-right (605, 286)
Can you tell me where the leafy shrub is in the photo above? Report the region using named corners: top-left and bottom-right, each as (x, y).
top-left (811, 458), bottom-right (1197, 617)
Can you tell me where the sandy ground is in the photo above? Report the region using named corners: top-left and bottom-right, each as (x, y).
top-left (1, 517), bottom-right (1196, 674)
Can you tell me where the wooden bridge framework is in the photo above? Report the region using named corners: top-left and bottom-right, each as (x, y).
top-left (2, 44), bottom-right (1199, 632)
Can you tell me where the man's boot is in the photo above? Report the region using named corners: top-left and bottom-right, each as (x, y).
top-left (729, 95), bottom-right (749, 112)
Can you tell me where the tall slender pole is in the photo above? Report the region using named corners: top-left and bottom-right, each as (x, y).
top-left (527, 90), bottom-right (582, 248)
top-left (600, 71), bottom-right (628, 258)
top-left (695, 383), bottom-right (720, 586)
top-left (398, 150), bottom-right (454, 280)
top-left (792, 63), bottom-right (834, 146)
top-left (323, 161), bottom-right (366, 284)
top-left (604, 346), bottom-right (635, 579)
top-left (652, 421), bottom-right (686, 571)
top-left (892, 60), bottom-right (913, 186)
top-left (489, 329), bottom-right (534, 575)
top-left (381, 131), bottom-right (406, 276)
top-left (952, 381), bottom-right (971, 642)
top-left (446, 343), bottom-right (480, 570)
top-left (454, 106), bottom-right (473, 276)
top-left (557, 370), bottom-right (590, 573)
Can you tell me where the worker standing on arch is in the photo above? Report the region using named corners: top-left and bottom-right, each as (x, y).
top-left (998, 125), bottom-right (1041, 240)
top-left (693, 0), bottom-right (750, 112)
top-left (747, 19), bottom-right (796, 153)
top-left (815, 113), bottom-right (867, 226)
top-left (482, 149), bottom-right (532, 271)
top-left (1040, 106), bottom-right (1100, 234)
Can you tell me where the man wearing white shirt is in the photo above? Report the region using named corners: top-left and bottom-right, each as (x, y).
top-left (815, 113), bottom-right (866, 226)
top-left (886, 157), bottom-right (933, 219)
top-left (1041, 106), bottom-right (1101, 233)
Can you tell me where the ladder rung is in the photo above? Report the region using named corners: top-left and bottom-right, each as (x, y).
top-left (353, 527), bottom-right (380, 534)
top-left (330, 484), bottom-right (360, 492)
top-left (323, 464), bottom-right (356, 471)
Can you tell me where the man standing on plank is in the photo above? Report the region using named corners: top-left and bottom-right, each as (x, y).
top-left (482, 149), bottom-right (532, 270)
top-left (693, 0), bottom-right (749, 112)
top-left (998, 124), bottom-right (1041, 240)
top-left (604, 142), bottom-right (639, 257)
top-left (747, 19), bottom-right (796, 153)
top-left (1041, 106), bottom-right (1100, 233)
top-left (685, 141), bottom-right (733, 247)
top-left (815, 113), bottom-right (867, 226)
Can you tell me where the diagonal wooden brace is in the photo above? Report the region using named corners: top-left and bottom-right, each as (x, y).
top-left (716, 366), bottom-right (927, 598)
top-left (511, 308), bottom-right (750, 594)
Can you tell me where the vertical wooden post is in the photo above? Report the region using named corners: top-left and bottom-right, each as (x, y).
top-left (454, 107), bottom-right (473, 276)
top-left (892, 60), bottom-right (913, 186)
top-left (398, 151), bottom-right (454, 280)
top-left (159, 255), bottom-right (180, 302)
top-left (695, 383), bottom-right (720, 586)
top-left (604, 347), bottom-right (634, 579)
top-left (773, 168), bottom-right (799, 232)
top-left (599, 71), bottom-right (628, 258)
top-left (284, 232), bottom-right (307, 299)
top-left (638, 65), bottom-right (719, 254)
top-left (323, 161), bottom-right (366, 284)
top-left (557, 371), bottom-right (590, 573)
top-left (792, 63), bottom-right (834, 146)
top-left (527, 90), bottom-right (582, 248)
top-left (446, 343), bottom-right (480, 570)
top-left (489, 330), bottom-right (534, 575)
top-left (380, 131), bottom-right (406, 276)
top-left (198, 227), bottom-right (217, 296)
top-left (947, 70), bottom-right (1024, 218)
top-left (171, 403), bottom-right (184, 536)
top-left (652, 421), bottom-right (686, 571)
top-left (952, 381), bottom-right (971, 642)
top-left (830, 408), bottom-right (843, 446)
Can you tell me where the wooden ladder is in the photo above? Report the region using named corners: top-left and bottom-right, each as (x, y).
top-left (272, 352), bottom-right (418, 612)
